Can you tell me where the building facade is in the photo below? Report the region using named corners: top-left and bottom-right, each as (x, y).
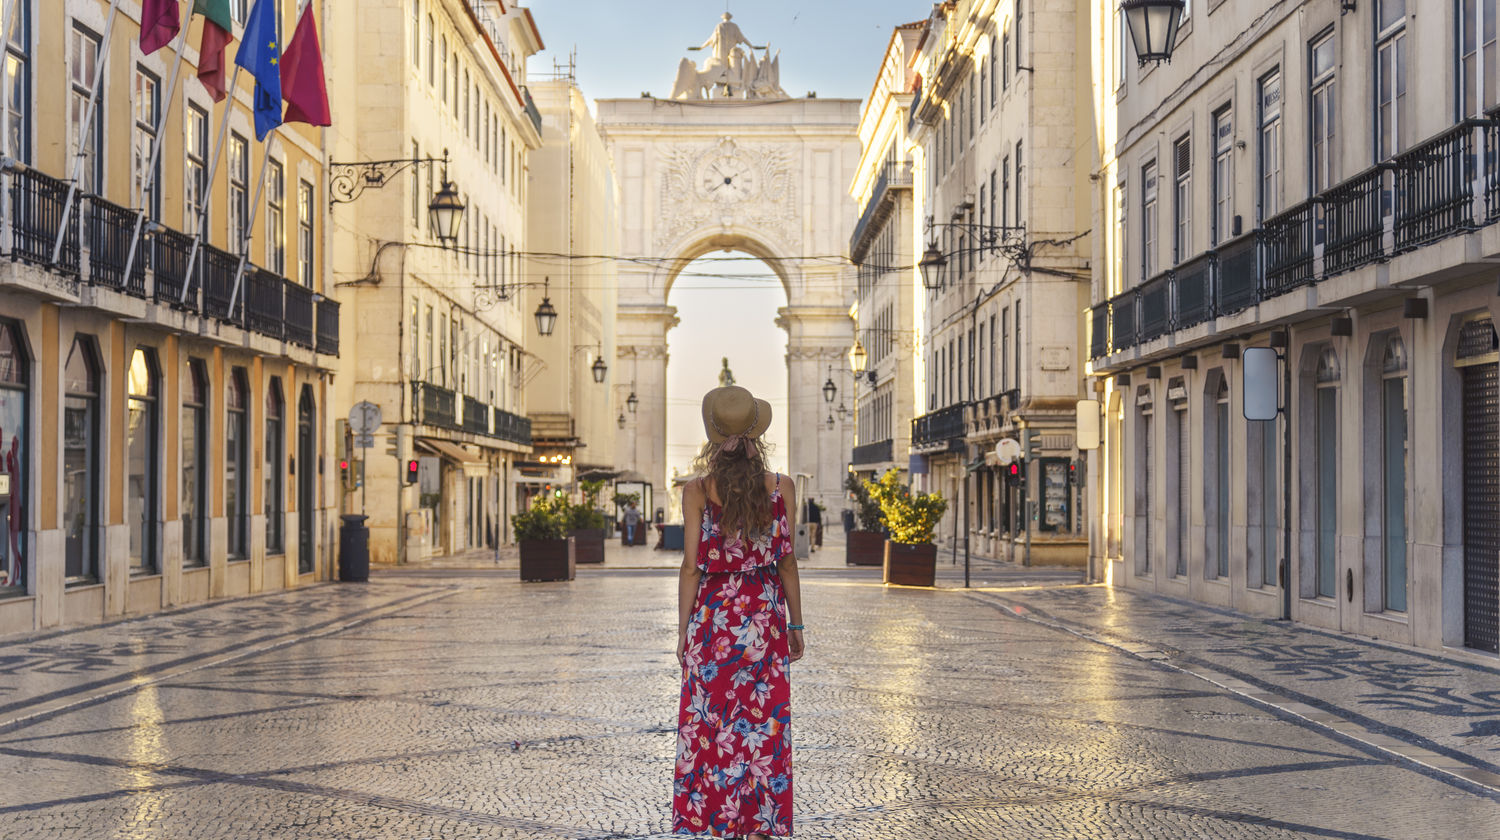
top-left (0, 0), bottom-right (342, 633)
top-left (325, 0), bottom-right (541, 563)
top-left (847, 24), bottom-right (922, 489)
top-left (906, 0), bottom-right (1093, 565)
top-left (522, 65), bottom-right (620, 503)
top-left (1088, 0), bottom-right (1500, 655)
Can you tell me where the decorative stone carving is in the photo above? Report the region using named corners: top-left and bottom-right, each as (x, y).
top-left (671, 13), bottom-right (788, 102)
top-left (655, 137), bottom-right (797, 251)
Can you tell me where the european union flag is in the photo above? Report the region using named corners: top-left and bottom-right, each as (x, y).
top-left (234, 0), bottom-right (282, 140)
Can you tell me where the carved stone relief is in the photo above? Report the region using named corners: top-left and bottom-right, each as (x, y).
top-left (655, 137), bottom-right (798, 253)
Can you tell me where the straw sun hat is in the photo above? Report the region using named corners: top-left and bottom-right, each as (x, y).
top-left (701, 385), bottom-right (772, 446)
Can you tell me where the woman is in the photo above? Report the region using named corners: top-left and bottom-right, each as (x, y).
top-left (673, 385), bottom-right (805, 839)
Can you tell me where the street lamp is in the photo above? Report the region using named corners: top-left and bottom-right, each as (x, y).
top-left (534, 277), bottom-right (558, 336)
top-left (617, 411), bottom-right (626, 429)
top-left (826, 413), bottom-right (835, 430)
top-left (428, 178), bottom-right (465, 245)
top-left (626, 391), bottom-right (639, 413)
top-left (822, 366), bottom-right (837, 404)
top-left (848, 338), bottom-right (868, 374)
top-left (918, 240), bottom-right (946, 290)
top-left (591, 350), bottom-right (608, 384)
top-left (1123, 0), bottom-right (1185, 65)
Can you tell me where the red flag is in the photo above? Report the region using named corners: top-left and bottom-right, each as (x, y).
top-left (196, 18), bottom-right (234, 102)
top-left (140, 0), bottom-right (181, 55)
top-left (280, 5), bottom-right (331, 127)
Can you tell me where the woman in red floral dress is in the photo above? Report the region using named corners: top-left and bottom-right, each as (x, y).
top-left (674, 386), bottom-right (805, 839)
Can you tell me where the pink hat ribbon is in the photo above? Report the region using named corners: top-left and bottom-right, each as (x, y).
top-left (719, 433), bottom-right (758, 458)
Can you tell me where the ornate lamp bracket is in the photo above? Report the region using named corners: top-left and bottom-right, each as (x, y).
top-left (329, 149), bottom-right (452, 207)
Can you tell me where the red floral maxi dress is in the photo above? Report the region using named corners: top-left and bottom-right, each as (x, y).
top-left (673, 477), bottom-right (794, 837)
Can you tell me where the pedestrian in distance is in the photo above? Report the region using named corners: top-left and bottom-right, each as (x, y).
top-left (623, 500), bottom-right (641, 544)
top-left (674, 385), bottom-right (804, 839)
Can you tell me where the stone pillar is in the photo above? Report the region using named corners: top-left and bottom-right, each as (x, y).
top-left (616, 304), bottom-right (679, 493)
top-left (780, 305), bottom-right (854, 514)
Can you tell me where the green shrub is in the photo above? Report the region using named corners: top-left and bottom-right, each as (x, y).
top-left (864, 470), bottom-right (947, 545)
top-left (512, 496), bottom-right (567, 541)
top-left (566, 502), bottom-right (609, 531)
top-left (845, 472), bottom-right (886, 532)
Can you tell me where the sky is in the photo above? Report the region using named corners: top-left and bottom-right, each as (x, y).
top-left (525, 0), bottom-right (928, 103)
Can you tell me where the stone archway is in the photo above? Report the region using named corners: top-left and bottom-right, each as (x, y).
top-left (596, 54), bottom-right (861, 513)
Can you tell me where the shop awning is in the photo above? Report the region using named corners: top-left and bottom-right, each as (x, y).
top-left (416, 438), bottom-right (486, 464)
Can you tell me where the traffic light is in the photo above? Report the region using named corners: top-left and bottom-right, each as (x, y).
top-left (350, 459), bottom-right (364, 490)
top-left (1006, 460), bottom-right (1023, 487)
top-left (405, 459), bottom-right (419, 485)
top-left (1070, 459), bottom-right (1085, 488)
top-left (339, 456), bottom-right (352, 489)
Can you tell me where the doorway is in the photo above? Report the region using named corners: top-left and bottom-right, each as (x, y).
top-left (297, 387), bottom-right (315, 574)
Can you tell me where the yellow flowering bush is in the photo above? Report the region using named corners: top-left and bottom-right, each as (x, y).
top-left (864, 470), bottom-right (947, 545)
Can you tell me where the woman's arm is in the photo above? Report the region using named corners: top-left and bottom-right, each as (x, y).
top-left (777, 477), bottom-right (805, 662)
top-left (677, 479), bottom-right (706, 667)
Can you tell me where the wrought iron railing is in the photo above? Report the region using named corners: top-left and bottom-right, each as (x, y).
top-left (245, 268), bottom-right (283, 338)
top-left (201, 245), bottom-right (240, 322)
top-left (1321, 164), bottom-right (1387, 276)
top-left (521, 86), bottom-right (542, 135)
top-left (1260, 202), bottom-right (1315, 297)
top-left (852, 438), bottom-right (894, 465)
top-left (414, 381), bottom-right (458, 429)
top-left (152, 228), bottom-right (194, 305)
top-left (1139, 270), bottom-right (1172, 342)
top-left (1174, 251), bottom-right (1215, 330)
top-left (850, 161), bottom-right (913, 261)
top-left (912, 403), bottom-right (968, 447)
top-left (1215, 231), bottom-right (1258, 314)
top-left (284, 280), bottom-right (314, 349)
top-left (86, 197), bottom-right (147, 296)
top-left (463, 395), bottom-right (489, 435)
top-left (9, 167), bottom-right (79, 272)
top-left (315, 297), bottom-right (340, 355)
top-left (1110, 289), bottom-right (1138, 350)
top-left (493, 407), bottom-right (532, 445)
top-left (1395, 120), bottom-right (1481, 252)
top-left (1089, 303), bottom-right (1109, 359)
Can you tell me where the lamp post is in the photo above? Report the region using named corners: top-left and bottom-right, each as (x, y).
top-left (1122, 0), bottom-right (1185, 65)
top-left (427, 178), bottom-right (465, 246)
top-left (534, 277), bottom-right (558, 336)
top-left (626, 391), bottom-right (639, 413)
top-left (848, 339), bottom-right (868, 375)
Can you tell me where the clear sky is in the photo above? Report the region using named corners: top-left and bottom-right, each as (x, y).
top-left (525, 0), bottom-right (927, 103)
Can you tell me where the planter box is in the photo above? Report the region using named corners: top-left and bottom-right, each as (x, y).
top-left (883, 540), bottom-right (937, 587)
top-left (846, 530), bottom-right (885, 566)
top-left (519, 537), bottom-right (576, 582)
top-left (568, 528), bottom-right (607, 564)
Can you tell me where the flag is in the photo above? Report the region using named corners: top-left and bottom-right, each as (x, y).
top-left (140, 0), bottom-right (181, 56)
top-left (234, 0), bottom-right (282, 140)
top-left (193, 0), bottom-right (236, 102)
top-left (279, 4), bottom-right (330, 127)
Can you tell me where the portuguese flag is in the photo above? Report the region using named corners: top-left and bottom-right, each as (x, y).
top-left (193, 0), bottom-right (235, 103)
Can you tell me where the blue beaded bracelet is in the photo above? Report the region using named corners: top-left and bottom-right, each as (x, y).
top-left (788, 623), bottom-right (805, 631)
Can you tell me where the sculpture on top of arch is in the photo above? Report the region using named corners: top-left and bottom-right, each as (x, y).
top-left (672, 13), bottom-right (788, 101)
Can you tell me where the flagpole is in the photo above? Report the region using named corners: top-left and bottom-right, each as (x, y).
top-left (227, 135), bottom-right (276, 316)
top-left (51, 0), bottom-right (124, 267)
top-left (121, 22), bottom-right (194, 290)
top-left (179, 62), bottom-right (243, 305)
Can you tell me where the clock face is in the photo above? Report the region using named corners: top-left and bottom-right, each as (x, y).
top-left (698, 155), bottom-right (760, 202)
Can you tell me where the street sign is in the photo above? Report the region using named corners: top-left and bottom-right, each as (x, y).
top-left (1243, 347), bottom-right (1279, 421)
top-left (348, 401), bottom-right (382, 436)
top-left (1075, 399), bottom-right (1101, 450)
top-left (994, 437), bottom-right (1022, 465)
top-left (354, 434), bottom-right (375, 449)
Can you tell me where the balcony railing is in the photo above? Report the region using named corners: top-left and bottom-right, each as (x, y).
top-left (1395, 120), bottom-right (1481, 251)
top-left (284, 280), bottom-right (314, 349)
top-left (1111, 289), bottom-right (1138, 350)
top-left (1089, 303), bottom-right (1109, 360)
top-left (1216, 231), bottom-right (1258, 314)
top-left (849, 161), bottom-right (913, 261)
top-left (912, 403), bottom-right (968, 448)
top-left (852, 438), bottom-right (894, 466)
top-left (463, 395), bottom-right (489, 435)
top-left (1174, 251), bottom-right (1215, 330)
top-left (521, 86), bottom-right (542, 135)
top-left (412, 380), bottom-right (531, 446)
top-left (201, 244), bottom-right (240, 322)
top-left (1138, 270), bottom-right (1172, 342)
top-left (492, 407), bottom-right (532, 446)
top-left (10, 167), bottom-right (79, 272)
top-left (414, 381), bottom-right (458, 429)
top-left (1321, 164), bottom-right (1387, 276)
top-left (152, 228), bottom-right (193, 305)
top-left (1261, 201), bottom-right (1315, 296)
top-left (245, 268), bottom-right (283, 338)
top-left (86, 197), bottom-right (148, 296)
top-left (316, 298), bottom-right (340, 355)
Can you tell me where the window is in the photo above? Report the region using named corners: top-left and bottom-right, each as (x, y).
top-left (297, 179), bottom-right (314, 286)
top-left (1380, 336), bottom-right (1408, 611)
top-left (267, 160), bottom-right (285, 274)
top-left (411, 140), bottom-right (421, 227)
top-left (265, 379), bottom-right (284, 554)
top-left (1016, 0), bottom-right (1024, 71)
top-left (1212, 106), bottom-right (1233, 245)
top-left (226, 368), bottom-right (249, 559)
top-left (1257, 69), bottom-right (1283, 222)
top-left (412, 0), bottom-right (421, 67)
top-left (64, 337), bottom-right (100, 582)
top-left (1014, 141), bottom-right (1023, 228)
top-left (70, 25), bottom-right (102, 195)
top-left (1141, 160), bottom-right (1159, 280)
top-left (186, 103), bottom-right (209, 233)
top-left (426, 14), bottom-right (435, 85)
top-left (1249, 407), bottom-right (1278, 589)
top-left (1310, 33), bottom-right (1337, 194)
top-left (1112, 182), bottom-right (1126, 296)
top-left (1002, 156), bottom-right (1011, 228)
top-left (990, 30), bottom-right (999, 104)
top-left (1002, 26), bottom-right (1010, 90)
top-left (1460, 0), bottom-right (1498, 117)
top-left (958, 335), bottom-right (965, 403)
top-left (1173, 135), bottom-right (1191, 263)
top-left (127, 348), bottom-right (159, 575)
top-left (410, 301), bottom-right (421, 380)
top-left (463, 69), bottom-right (470, 137)
top-left (133, 67), bottom-right (160, 218)
top-left (1014, 303), bottom-right (1022, 392)
top-left (0, 321), bottom-right (27, 591)
top-left (1170, 385), bottom-right (1188, 577)
top-left (1137, 391), bottom-right (1154, 575)
top-left (1376, 0), bottom-right (1407, 160)
top-left (1115, 6), bottom-right (1126, 90)
top-left (229, 132), bottom-right (248, 246)
top-left (2, 0), bottom-right (27, 163)
top-left (440, 35), bottom-right (448, 103)
top-left (989, 314), bottom-right (998, 393)
top-left (1314, 348), bottom-right (1340, 598)
top-left (1207, 376), bottom-right (1230, 579)
top-left (182, 359), bottom-right (207, 567)
top-left (980, 39), bottom-right (988, 117)
top-left (425, 305), bottom-right (434, 382)
top-left (232, 0), bottom-right (247, 23)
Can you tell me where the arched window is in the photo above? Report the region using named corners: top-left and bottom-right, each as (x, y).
top-left (1135, 385), bottom-right (1154, 575)
top-left (1314, 347), bottom-right (1340, 599)
top-left (265, 378), bottom-right (284, 554)
top-left (64, 337), bottom-right (101, 582)
top-left (126, 347), bottom-right (159, 574)
top-left (1168, 377), bottom-right (1189, 577)
top-left (227, 368), bottom-right (249, 559)
top-left (0, 320), bottom-right (28, 592)
top-left (182, 359), bottom-right (208, 567)
top-left (1380, 336), bottom-right (1408, 611)
top-left (1206, 375), bottom-right (1230, 580)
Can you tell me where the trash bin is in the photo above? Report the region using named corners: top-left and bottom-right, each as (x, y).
top-left (338, 514), bottom-right (370, 582)
top-left (661, 524), bottom-right (684, 551)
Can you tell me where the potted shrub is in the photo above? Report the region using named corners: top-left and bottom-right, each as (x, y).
top-left (513, 497), bottom-right (575, 582)
top-left (844, 473), bottom-right (887, 566)
top-left (568, 480), bottom-right (610, 564)
top-left (866, 470), bottom-right (948, 587)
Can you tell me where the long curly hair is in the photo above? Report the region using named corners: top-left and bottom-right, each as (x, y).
top-left (691, 436), bottom-right (776, 538)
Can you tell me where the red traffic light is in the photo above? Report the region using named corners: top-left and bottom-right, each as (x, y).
top-left (1007, 462), bottom-right (1020, 477)
top-left (405, 459), bottom-right (419, 484)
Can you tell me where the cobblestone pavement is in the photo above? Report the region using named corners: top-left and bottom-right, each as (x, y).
top-left (0, 565), bottom-right (1497, 839)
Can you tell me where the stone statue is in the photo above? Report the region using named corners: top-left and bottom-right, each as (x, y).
top-left (718, 357), bottom-right (736, 387)
top-left (672, 13), bottom-right (788, 102)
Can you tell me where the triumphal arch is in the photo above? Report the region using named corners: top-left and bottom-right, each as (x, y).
top-left (596, 14), bottom-right (860, 512)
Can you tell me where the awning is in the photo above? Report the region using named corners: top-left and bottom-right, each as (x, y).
top-left (416, 438), bottom-right (486, 464)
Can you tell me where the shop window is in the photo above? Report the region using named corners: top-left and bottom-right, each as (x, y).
top-left (0, 320), bottom-right (27, 592)
top-left (1379, 336), bottom-right (1408, 611)
top-left (64, 337), bottom-right (101, 582)
top-left (227, 368), bottom-right (249, 558)
top-left (182, 359), bottom-right (208, 567)
top-left (265, 378), bottom-right (284, 554)
top-left (127, 347), bottom-right (159, 574)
